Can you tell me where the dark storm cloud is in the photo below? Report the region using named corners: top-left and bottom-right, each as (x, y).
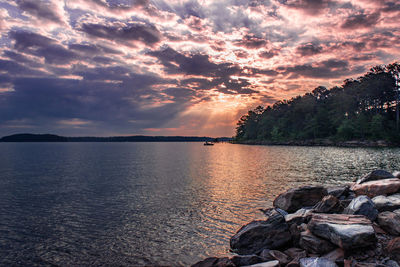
top-left (279, 0), bottom-right (336, 15)
top-left (380, 1), bottom-right (400, 13)
top-left (68, 43), bottom-right (122, 56)
top-left (296, 43), bottom-right (323, 56)
top-left (148, 47), bottom-right (241, 77)
top-left (79, 22), bottom-right (162, 45)
top-left (0, 73), bottom-right (189, 134)
top-left (259, 49), bottom-right (279, 59)
top-left (16, 0), bottom-right (63, 23)
top-left (10, 31), bottom-right (78, 64)
top-left (234, 34), bottom-right (268, 49)
top-left (341, 12), bottom-right (380, 30)
top-left (0, 59), bottom-right (47, 76)
top-left (148, 47), bottom-right (258, 94)
top-left (10, 30), bottom-right (54, 50)
top-left (282, 59), bottom-right (350, 78)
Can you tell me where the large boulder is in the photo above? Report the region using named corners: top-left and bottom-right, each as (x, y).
top-left (299, 257), bottom-right (338, 267)
top-left (299, 230), bottom-right (336, 254)
top-left (386, 237), bottom-right (400, 263)
top-left (230, 213), bottom-right (291, 255)
top-left (351, 178), bottom-right (400, 198)
top-left (313, 195), bottom-right (342, 214)
top-left (354, 170), bottom-right (394, 184)
top-left (273, 186), bottom-right (328, 213)
top-left (307, 214), bottom-right (377, 250)
top-left (377, 211), bottom-right (400, 235)
top-left (343, 196), bottom-right (378, 221)
top-left (372, 194), bottom-right (400, 212)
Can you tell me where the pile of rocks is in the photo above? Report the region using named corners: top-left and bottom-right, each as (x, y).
top-left (192, 170), bottom-right (400, 267)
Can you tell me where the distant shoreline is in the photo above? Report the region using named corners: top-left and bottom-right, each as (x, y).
top-left (233, 139), bottom-right (399, 148)
top-left (0, 133), bottom-right (233, 143)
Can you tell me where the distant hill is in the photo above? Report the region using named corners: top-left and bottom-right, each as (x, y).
top-left (0, 133), bottom-right (233, 142)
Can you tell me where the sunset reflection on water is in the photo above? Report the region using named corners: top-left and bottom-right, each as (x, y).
top-left (0, 143), bottom-right (399, 265)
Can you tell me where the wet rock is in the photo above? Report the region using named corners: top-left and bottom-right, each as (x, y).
top-left (394, 171), bottom-right (400, 178)
top-left (268, 250), bottom-right (291, 266)
top-left (273, 186), bottom-right (328, 213)
top-left (245, 260), bottom-right (280, 267)
top-left (394, 209), bottom-right (400, 215)
top-left (299, 257), bottom-right (338, 267)
top-left (230, 213), bottom-right (291, 255)
top-left (231, 255), bottom-right (264, 266)
top-left (351, 178), bottom-right (400, 198)
top-left (321, 248), bottom-right (344, 264)
top-left (384, 260), bottom-right (400, 267)
top-left (308, 214), bottom-right (377, 250)
top-left (284, 248), bottom-right (307, 260)
top-left (299, 230), bottom-right (336, 254)
top-left (355, 170), bottom-right (394, 184)
top-left (285, 208), bottom-right (314, 225)
top-left (377, 211), bottom-right (400, 235)
top-left (372, 194), bottom-right (400, 212)
top-left (343, 195), bottom-right (378, 221)
top-left (313, 195), bottom-right (342, 214)
top-left (191, 257), bottom-right (235, 267)
top-left (387, 237), bottom-right (400, 262)
top-left (260, 208), bottom-right (288, 218)
top-left (327, 186), bottom-right (350, 199)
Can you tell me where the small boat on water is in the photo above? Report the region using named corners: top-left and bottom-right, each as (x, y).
top-left (203, 141), bottom-right (214, 146)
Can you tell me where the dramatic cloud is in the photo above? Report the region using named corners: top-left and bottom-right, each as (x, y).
top-left (0, 0), bottom-right (399, 136)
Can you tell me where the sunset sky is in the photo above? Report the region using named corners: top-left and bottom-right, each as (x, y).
top-left (0, 0), bottom-right (399, 137)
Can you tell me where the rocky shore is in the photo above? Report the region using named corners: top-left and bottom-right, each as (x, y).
top-left (233, 140), bottom-right (396, 147)
top-left (192, 170), bottom-right (400, 267)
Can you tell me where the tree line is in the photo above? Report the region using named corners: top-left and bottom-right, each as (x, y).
top-left (235, 62), bottom-right (400, 143)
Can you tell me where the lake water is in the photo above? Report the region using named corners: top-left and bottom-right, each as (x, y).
top-left (0, 142), bottom-right (399, 266)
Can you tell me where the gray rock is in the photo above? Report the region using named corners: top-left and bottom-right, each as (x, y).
top-left (384, 260), bottom-right (400, 267)
top-left (394, 209), bottom-right (400, 215)
top-left (343, 195), bottom-right (378, 221)
top-left (313, 195), bottom-right (342, 214)
top-left (231, 255), bottom-right (265, 266)
top-left (377, 211), bottom-right (400, 235)
top-left (230, 213), bottom-right (291, 255)
top-left (327, 186), bottom-right (349, 199)
top-left (355, 170), bottom-right (394, 184)
top-left (387, 237), bottom-right (400, 262)
top-left (299, 230), bottom-right (336, 254)
top-left (285, 208), bottom-right (314, 225)
top-left (308, 214), bottom-right (377, 250)
top-left (267, 250), bottom-right (291, 266)
top-left (260, 208), bottom-right (288, 218)
top-left (244, 260), bottom-right (280, 267)
top-left (274, 186), bottom-right (328, 213)
top-left (372, 194), bottom-right (400, 212)
top-left (321, 248), bottom-right (344, 264)
top-left (284, 247), bottom-right (307, 260)
top-left (299, 257), bottom-right (338, 267)
top-left (351, 178), bottom-right (400, 198)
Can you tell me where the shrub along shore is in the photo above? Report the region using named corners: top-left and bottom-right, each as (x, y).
top-left (192, 170), bottom-right (400, 267)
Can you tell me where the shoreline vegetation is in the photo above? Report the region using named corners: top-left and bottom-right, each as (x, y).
top-left (233, 139), bottom-right (395, 148)
top-left (235, 62), bottom-right (400, 146)
top-left (0, 133), bottom-right (232, 143)
top-left (192, 170), bottom-right (400, 267)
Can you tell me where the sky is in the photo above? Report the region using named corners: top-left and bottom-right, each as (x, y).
top-left (0, 0), bottom-right (399, 137)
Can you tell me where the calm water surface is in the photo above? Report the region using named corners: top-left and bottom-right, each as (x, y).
top-left (0, 143), bottom-right (399, 266)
